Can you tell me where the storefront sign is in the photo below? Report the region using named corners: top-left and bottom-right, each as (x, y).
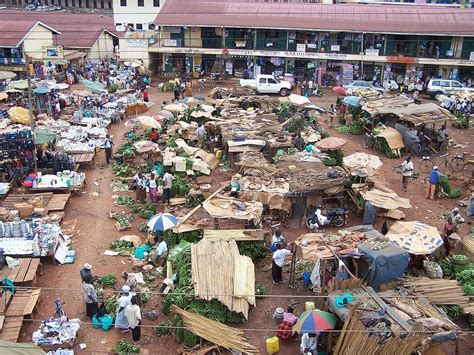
top-left (163, 39), bottom-right (178, 47)
top-left (125, 39), bottom-right (147, 48)
top-left (0, 65), bottom-right (26, 72)
top-left (365, 49), bottom-right (379, 56)
top-left (43, 46), bottom-right (64, 59)
top-left (162, 26), bottom-right (182, 33)
top-left (330, 45), bottom-right (340, 52)
top-left (296, 44), bottom-right (306, 52)
top-left (235, 41), bottom-right (247, 48)
top-left (387, 56), bottom-right (416, 64)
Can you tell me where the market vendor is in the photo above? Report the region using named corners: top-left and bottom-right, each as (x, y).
top-left (230, 174), bottom-right (241, 198)
top-left (80, 263), bottom-right (93, 283)
top-left (152, 236), bottom-right (168, 267)
top-left (115, 285), bottom-right (133, 333)
top-left (293, 132), bottom-right (306, 151)
top-left (122, 272), bottom-right (143, 306)
top-left (272, 243), bottom-right (292, 285)
top-left (196, 123), bottom-right (206, 149)
top-left (451, 207), bottom-right (465, 225)
top-left (270, 230), bottom-right (286, 252)
top-left (300, 333), bottom-right (318, 354)
top-left (81, 279), bottom-right (99, 318)
top-left (133, 172), bottom-right (147, 203)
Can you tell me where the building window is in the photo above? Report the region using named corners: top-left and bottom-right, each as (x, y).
top-left (108, 1), bottom-right (112, 8)
top-left (93, 0), bottom-right (97, 7)
top-left (65, 0), bottom-right (69, 6)
top-left (138, 0), bottom-right (144, 6)
top-left (153, 0), bottom-right (160, 6)
top-left (136, 24), bottom-right (143, 30)
top-left (120, 0), bottom-right (126, 6)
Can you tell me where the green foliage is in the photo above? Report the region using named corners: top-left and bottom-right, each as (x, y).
top-left (165, 230), bottom-right (202, 249)
top-left (237, 241), bottom-right (266, 261)
top-left (255, 282), bottom-right (267, 297)
top-left (439, 305), bottom-right (464, 320)
top-left (104, 296), bottom-right (118, 314)
top-left (99, 273), bottom-right (117, 288)
top-left (275, 101), bottom-right (296, 119)
top-left (166, 136), bottom-right (178, 148)
top-left (324, 149), bottom-right (344, 167)
top-left (454, 113), bottom-right (469, 128)
top-left (438, 175), bottom-right (451, 195)
top-left (139, 209), bottom-right (155, 219)
top-left (112, 162), bottom-right (133, 177)
top-left (338, 114), bottom-right (345, 125)
top-left (116, 196), bottom-right (134, 206)
top-left (448, 188), bottom-right (462, 199)
top-left (318, 130), bottom-right (330, 138)
top-left (286, 115), bottom-right (308, 133)
top-left (335, 125), bottom-right (350, 134)
top-left (110, 240), bottom-right (135, 254)
top-left (349, 121), bottom-right (363, 135)
top-left (108, 83), bottom-right (118, 94)
top-left (115, 339), bottom-right (140, 354)
top-left (379, 139), bottom-right (398, 159)
top-left (171, 176), bottom-right (192, 197)
top-left (154, 320), bottom-right (173, 336)
top-left (185, 194), bottom-right (204, 208)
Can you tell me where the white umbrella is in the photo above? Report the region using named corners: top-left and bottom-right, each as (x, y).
top-left (138, 116), bottom-right (161, 129)
top-left (387, 221), bottom-right (443, 255)
top-left (147, 213), bottom-right (178, 232)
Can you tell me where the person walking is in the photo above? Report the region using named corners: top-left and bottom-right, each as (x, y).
top-left (152, 236), bottom-right (168, 267)
top-left (196, 123), bottom-right (206, 149)
top-left (148, 172), bottom-right (158, 203)
top-left (272, 244), bottom-right (292, 285)
top-left (400, 156), bottom-right (413, 191)
top-left (142, 87), bottom-right (149, 103)
top-left (133, 172), bottom-right (146, 203)
top-left (162, 169), bottom-right (174, 206)
top-left (125, 296), bottom-right (142, 344)
top-left (327, 104), bottom-right (336, 128)
top-left (104, 134), bottom-right (113, 164)
top-left (82, 279), bottom-right (99, 318)
top-left (150, 128), bottom-right (159, 143)
top-left (425, 166), bottom-right (440, 200)
top-left (115, 285), bottom-right (132, 333)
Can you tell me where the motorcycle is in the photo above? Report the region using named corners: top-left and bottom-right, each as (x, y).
top-left (306, 206), bottom-right (348, 231)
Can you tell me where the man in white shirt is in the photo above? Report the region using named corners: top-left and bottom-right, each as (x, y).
top-left (162, 170), bottom-right (174, 206)
top-left (152, 236), bottom-right (168, 267)
top-left (104, 134), bottom-right (113, 164)
top-left (300, 333), bottom-right (318, 354)
top-left (272, 244), bottom-right (292, 285)
top-left (124, 296), bottom-right (141, 344)
top-left (196, 123), bottom-right (206, 149)
top-left (400, 156), bottom-right (413, 191)
top-left (271, 230), bottom-right (286, 252)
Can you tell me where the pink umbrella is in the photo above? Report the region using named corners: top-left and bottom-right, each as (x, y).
top-left (315, 137), bottom-right (347, 151)
top-left (153, 114), bottom-right (165, 122)
top-left (159, 110), bottom-right (173, 119)
top-left (333, 86), bottom-right (346, 96)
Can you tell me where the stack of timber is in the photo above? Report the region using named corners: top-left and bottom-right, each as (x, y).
top-left (403, 277), bottom-right (470, 306)
top-left (191, 239), bottom-right (255, 319)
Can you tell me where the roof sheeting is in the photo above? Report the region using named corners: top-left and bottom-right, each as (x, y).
top-left (155, 0), bottom-right (474, 36)
top-left (0, 10), bottom-right (118, 48)
top-left (0, 20), bottom-right (60, 47)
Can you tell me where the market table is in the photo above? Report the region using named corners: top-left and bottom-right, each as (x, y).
top-left (1, 193), bottom-right (70, 213)
top-left (70, 152), bottom-right (95, 167)
top-left (0, 258), bottom-right (41, 286)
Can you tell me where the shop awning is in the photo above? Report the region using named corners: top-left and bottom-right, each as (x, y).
top-left (64, 51), bottom-right (87, 61)
top-left (34, 129), bottom-right (57, 145)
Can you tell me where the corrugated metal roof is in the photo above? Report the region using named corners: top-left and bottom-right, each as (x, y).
top-left (0, 10), bottom-right (119, 48)
top-left (155, 0), bottom-right (474, 36)
top-left (0, 20), bottom-right (60, 47)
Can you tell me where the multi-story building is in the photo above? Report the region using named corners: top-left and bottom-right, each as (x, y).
top-left (0, 0), bottom-right (114, 10)
top-left (148, 0), bottom-right (473, 84)
top-left (112, 0), bottom-right (164, 30)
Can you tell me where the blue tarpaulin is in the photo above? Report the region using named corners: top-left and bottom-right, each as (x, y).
top-left (357, 241), bottom-right (409, 287)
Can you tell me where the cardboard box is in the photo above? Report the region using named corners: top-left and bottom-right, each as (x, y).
top-left (14, 203), bottom-right (34, 218)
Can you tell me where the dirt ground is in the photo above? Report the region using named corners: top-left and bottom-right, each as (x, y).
top-left (18, 79), bottom-right (473, 354)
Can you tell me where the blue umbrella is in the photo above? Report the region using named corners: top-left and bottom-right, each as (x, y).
top-left (342, 96), bottom-right (361, 107)
top-left (33, 86), bottom-right (49, 94)
top-left (147, 213), bottom-right (178, 232)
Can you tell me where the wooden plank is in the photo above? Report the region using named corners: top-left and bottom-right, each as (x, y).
top-left (46, 193), bottom-right (70, 212)
top-left (7, 260), bottom-right (23, 282)
top-left (0, 315), bottom-right (4, 331)
top-left (203, 229), bottom-right (264, 241)
top-left (15, 259), bottom-right (31, 283)
top-left (0, 316), bottom-right (23, 341)
top-left (23, 289), bottom-right (40, 316)
top-left (24, 258), bottom-right (40, 283)
top-left (178, 186), bottom-right (224, 226)
top-left (1, 193), bottom-right (52, 210)
top-left (0, 292), bottom-right (13, 314)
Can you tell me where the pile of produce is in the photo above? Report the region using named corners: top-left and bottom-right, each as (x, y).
top-left (335, 125), bottom-right (350, 134)
top-left (439, 304), bottom-right (464, 320)
top-left (185, 194), bottom-right (204, 208)
top-left (109, 211), bottom-right (133, 230)
top-left (99, 273), bottom-right (117, 288)
top-left (110, 240), bottom-right (135, 254)
top-left (438, 256), bottom-right (474, 296)
top-left (349, 121), bottom-right (363, 135)
top-left (115, 196), bottom-right (134, 207)
top-left (323, 149), bottom-right (344, 167)
top-left (161, 247), bottom-right (245, 347)
top-left (112, 162), bottom-right (133, 176)
top-left (165, 230), bottom-right (202, 249)
top-left (437, 175), bottom-right (463, 199)
top-left (171, 176), bottom-right (192, 197)
top-left (237, 241), bottom-right (266, 261)
top-left (104, 295), bottom-right (118, 314)
top-left (115, 339), bottom-right (140, 354)
top-left (275, 101), bottom-right (296, 119)
top-left (454, 113), bottom-right (469, 129)
top-left (154, 320), bottom-right (173, 336)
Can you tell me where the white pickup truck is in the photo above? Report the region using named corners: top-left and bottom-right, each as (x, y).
top-left (240, 74), bottom-right (293, 96)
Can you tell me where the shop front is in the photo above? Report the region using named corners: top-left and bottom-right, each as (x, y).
top-left (231, 56), bottom-right (253, 78)
top-left (256, 56), bottom-right (285, 76)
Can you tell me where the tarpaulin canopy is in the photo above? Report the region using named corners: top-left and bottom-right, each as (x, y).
top-left (8, 106), bottom-right (31, 124)
top-left (343, 152), bottom-right (382, 176)
top-left (387, 221), bottom-right (443, 255)
top-left (360, 189), bottom-right (411, 210)
top-left (33, 86), bottom-right (49, 94)
top-left (0, 71), bottom-right (16, 80)
top-left (82, 79), bottom-right (107, 94)
top-left (34, 130), bottom-right (57, 145)
top-left (315, 137), bottom-right (347, 151)
top-left (138, 115), bottom-right (161, 129)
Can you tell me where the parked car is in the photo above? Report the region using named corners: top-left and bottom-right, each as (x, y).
top-left (240, 75), bottom-right (293, 96)
top-left (426, 79), bottom-right (474, 98)
top-left (343, 80), bottom-right (385, 94)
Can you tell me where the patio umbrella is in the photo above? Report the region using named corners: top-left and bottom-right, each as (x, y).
top-left (138, 116), bottom-right (161, 129)
top-left (159, 110), bottom-right (174, 119)
top-left (342, 96), bottom-right (361, 107)
top-left (315, 137), bottom-right (347, 151)
top-left (125, 102), bottom-right (149, 117)
top-left (153, 114), bottom-right (165, 122)
top-left (147, 213), bottom-right (178, 232)
top-left (332, 86), bottom-right (346, 96)
top-left (124, 118), bottom-right (142, 128)
top-left (164, 103), bottom-right (187, 112)
top-left (293, 309), bottom-right (337, 334)
top-left (386, 221), bottom-right (443, 255)
top-left (0, 71), bottom-right (16, 80)
top-left (0, 92), bottom-right (8, 101)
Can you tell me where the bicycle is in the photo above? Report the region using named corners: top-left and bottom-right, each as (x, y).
top-left (419, 152), bottom-right (469, 174)
top-left (365, 133), bottom-right (383, 155)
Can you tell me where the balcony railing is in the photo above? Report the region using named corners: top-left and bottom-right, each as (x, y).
top-left (0, 57), bottom-right (26, 65)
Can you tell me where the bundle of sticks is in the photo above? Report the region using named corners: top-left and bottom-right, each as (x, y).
top-left (171, 305), bottom-right (258, 354)
top-left (403, 277), bottom-right (469, 306)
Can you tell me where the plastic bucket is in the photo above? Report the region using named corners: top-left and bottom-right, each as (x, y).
top-left (303, 272), bottom-right (311, 285)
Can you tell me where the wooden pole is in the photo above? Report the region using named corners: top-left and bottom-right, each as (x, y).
top-left (177, 186), bottom-right (224, 226)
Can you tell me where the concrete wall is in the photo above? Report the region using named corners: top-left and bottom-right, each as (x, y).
top-left (113, 0), bottom-right (165, 29)
top-left (87, 31), bottom-right (114, 59)
top-left (119, 35), bottom-right (151, 69)
top-left (23, 23), bottom-right (55, 59)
